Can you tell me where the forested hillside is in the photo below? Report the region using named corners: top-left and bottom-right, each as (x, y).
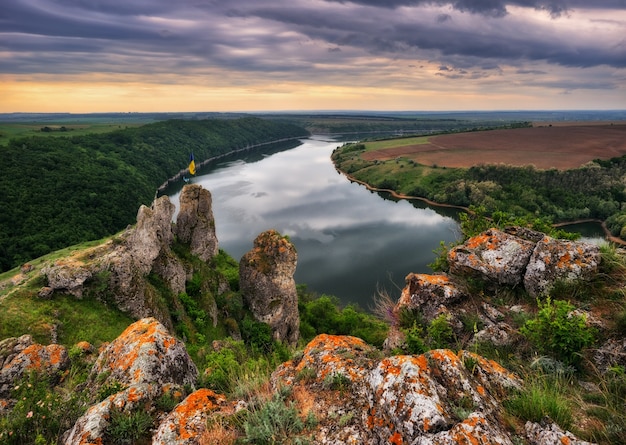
top-left (0, 117), bottom-right (309, 272)
top-left (332, 142), bottom-right (626, 239)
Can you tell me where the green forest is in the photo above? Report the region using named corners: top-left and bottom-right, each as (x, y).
top-left (0, 117), bottom-right (309, 272)
top-left (332, 142), bottom-right (626, 239)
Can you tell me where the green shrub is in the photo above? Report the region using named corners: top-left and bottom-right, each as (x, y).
top-left (242, 391), bottom-right (305, 444)
top-left (520, 297), bottom-right (596, 366)
top-left (105, 407), bottom-right (153, 445)
top-left (403, 321), bottom-right (428, 355)
top-left (0, 371), bottom-right (87, 445)
top-left (298, 292), bottom-right (388, 347)
top-left (504, 376), bottom-right (573, 430)
top-left (427, 314), bottom-right (455, 349)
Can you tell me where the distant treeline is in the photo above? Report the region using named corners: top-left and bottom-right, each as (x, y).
top-left (333, 144), bottom-right (626, 240)
top-left (0, 117), bottom-right (309, 272)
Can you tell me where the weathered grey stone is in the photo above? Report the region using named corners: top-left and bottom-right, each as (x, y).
top-left (175, 184), bottom-right (218, 262)
top-left (448, 228), bottom-right (535, 286)
top-left (525, 420), bottom-right (597, 445)
top-left (62, 382), bottom-right (166, 445)
top-left (152, 388), bottom-right (226, 444)
top-left (0, 342), bottom-right (69, 398)
top-left (41, 261), bottom-right (93, 298)
top-left (88, 317), bottom-right (198, 393)
top-left (239, 230), bottom-right (300, 346)
top-left (397, 273), bottom-right (466, 323)
top-left (593, 337), bottom-right (626, 373)
top-left (272, 335), bottom-right (523, 444)
top-left (524, 236), bottom-right (601, 297)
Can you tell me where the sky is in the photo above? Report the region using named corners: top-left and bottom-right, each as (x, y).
top-left (1, 0), bottom-right (625, 113)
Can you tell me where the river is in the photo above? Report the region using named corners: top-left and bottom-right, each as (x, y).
top-left (164, 136), bottom-right (606, 310)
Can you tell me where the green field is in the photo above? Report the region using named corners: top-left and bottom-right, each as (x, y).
top-left (0, 122), bottom-right (145, 146)
top-left (362, 135), bottom-right (431, 151)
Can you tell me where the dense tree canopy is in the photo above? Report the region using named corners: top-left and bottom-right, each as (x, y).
top-left (0, 117), bottom-right (309, 271)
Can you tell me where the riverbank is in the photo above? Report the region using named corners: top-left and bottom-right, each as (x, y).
top-left (337, 167), bottom-right (626, 246)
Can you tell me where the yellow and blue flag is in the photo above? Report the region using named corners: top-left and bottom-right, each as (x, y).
top-left (189, 153), bottom-right (196, 175)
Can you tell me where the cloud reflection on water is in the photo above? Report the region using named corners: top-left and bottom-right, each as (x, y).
top-left (173, 137), bottom-right (461, 307)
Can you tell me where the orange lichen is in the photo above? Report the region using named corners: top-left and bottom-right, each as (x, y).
top-left (424, 417), bottom-right (431, 432)
top-left (173, 389), bottom-right (226, 440)
top-left (560, 436), bottom-right (571, 445)
top-left (476, 386), bottom-right (485, 396)
top-left (126, 386), bottom-right (141, 403)
top-left (418, 274), bottom-right (450, 285)
top-left (389, 431), bottom-right (403, 444)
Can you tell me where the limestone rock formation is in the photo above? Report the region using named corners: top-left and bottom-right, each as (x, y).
top-left (447, 227), bottom-right (600, 296)
top-left (175, 184), bottom-right (219, 262)
top-left (239, 230), bottom-right (300, 346)
top-left (0, 340), bottom-right (69, 399)
top-left (40, 185), bottom-right (222, 331)
top-left (524, 236), bottom-right (601, 297)
top-left (397, 273), bottom-right (466, 322)
top-left (63, 318), bottom-right (197, 444)
top-left (448, 228), bottom-right (536, 286)
top-left (152, 388), bottom-right (226, 444)
top-left (271, 333), bottom-right (536, 444)
top-left (87, 317), bottom-right (197, 391)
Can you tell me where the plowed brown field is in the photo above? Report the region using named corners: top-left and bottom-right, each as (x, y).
top-left (362, 123), bottom-right (626, 169)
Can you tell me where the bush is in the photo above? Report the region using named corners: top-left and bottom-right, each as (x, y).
top-left (242, 390), bottom-right (305, 444)
top-left (0, 371), bottom-right (87, 445)
top-left (105, 407), bottom-right (153, 445)
top-left (520, 297), bottom-right (596, 366)
top-left (504, 375), bottom-right (573, 430)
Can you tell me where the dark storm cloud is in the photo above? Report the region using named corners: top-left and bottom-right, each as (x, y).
top-left (1, 0), bottom-right (624, 81)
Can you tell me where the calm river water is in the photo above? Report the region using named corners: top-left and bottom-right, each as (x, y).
top-left (166, 136), bottom-right (606, 310)
top-left (165, 136), bottom-right (461, 309)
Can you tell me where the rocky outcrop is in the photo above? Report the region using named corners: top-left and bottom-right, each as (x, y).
top-left (62, 318), bottom-right (198, 444)
top-left (387, 227), bottom-right (601, 354)
top-left (239, 230), bottom-right (300, 346)
top-left (448, 228), bottom-right (537, 287)
top-left (40, 184), bottom-right (221, 330)
top-left (88, 317), bottom-right (197, 391)
top-left (0, 338), bottom-right (69, 399)
top-left (447, 227), bottom-right (600, 297)
top-left (152, 388), bottom-right (226, 444)
top-left (397, 273), bottom-right (466, 322)
top-left (271, 333), bottom-right (578, 444)
top-left (524, 235), bottom-right (601, 297)
top-left (175, 184), bottom-right (219, 262)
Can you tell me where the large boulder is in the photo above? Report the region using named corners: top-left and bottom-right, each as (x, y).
top-left (175, 184), bottom-right (219, 262)
top-left (524, 236), bottom-right (601, 297)
top-left (272, 334), bottom-right (525, 444)
top-left (63, 318), bottom-right (197, 444)
top-left (239, 230), bottom-right (300, 346)
top-left (152, 388), bottom-right (226, 444)
top-left (396, 273), bottom-right (466, 322)
top-left (448, 228), bottom-right (535, 286)
top-left (87, 317), bottom-right (197, 391)
top-left (0, 340), bottom-right (69, 398)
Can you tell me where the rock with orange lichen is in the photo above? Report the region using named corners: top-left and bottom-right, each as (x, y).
top-left (61, 382), bottom-right (170, 445)
top-left (448, 228), bottom-right (536, 286)
top-left (384, 273), bottom-right (466, 351)
top-left (87, 318), bottom-right (197, 394)
top-left (524, 236), bottom-right (600, 297)
top-left (239, 229), bottom-right (300, 346)
top-left (174, 184), bottom-right (219, 262)
top-left (366, 349), bottom-right (521, 444)
top-left (397, 273), bottom-right (466, 322)
top-left (153, 388), bottom-right (226, 444)
top-left (0, 341), bottom-right (69, 398)
top-left (270, 334), bottom-right (530, 444)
